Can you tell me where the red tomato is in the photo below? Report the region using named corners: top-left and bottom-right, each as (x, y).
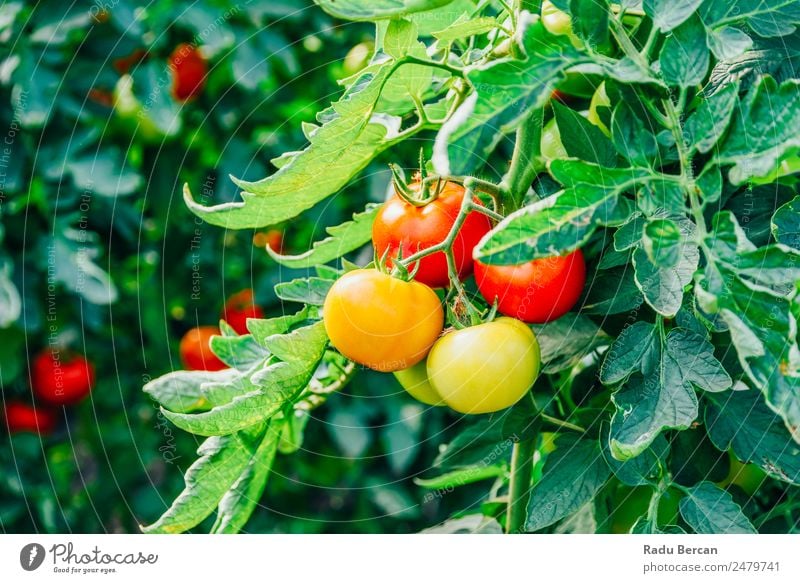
top-left (31, 349), bottom-right (96, 406)
top-left (169, 44), bottom-right (207, 102)
top-left (3, 402), bottom-right (57, 435)
top-left (113, 48), bottom-right (147, 75)
top-left (222, 289), bottom-right (265, 335)
top-left (180, 326), bottom-right (226, 371)
top-left (372, 181), bottom-right (492, 288)
top-left (254, 229), bottom-right (285, 254)
top-left (474, 249), bottom-right (586, 323)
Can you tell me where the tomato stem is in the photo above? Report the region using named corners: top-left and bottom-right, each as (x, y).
top-left (506, 428), bottom-right (539, 534)
top-left (501, 108), bottom-right (544, 212)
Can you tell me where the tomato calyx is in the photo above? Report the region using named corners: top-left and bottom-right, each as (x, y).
top-left (388, 164), bottom-right (446, 208)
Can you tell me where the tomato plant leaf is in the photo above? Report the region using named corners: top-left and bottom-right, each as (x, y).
top-left (313, 0), bottom-right (456, 21)
top-left (602, 427), bottom-right (669, 487)
top-left (141, 424), bottom-right (268, 534)
top-left (679, 482), bottom-right (757, 534)
top-left (696, 212), bottom-right (800, 442)
top-left (144, 369), bottom-right (243, 414)
top-left (632, 242), bottom-right (698, 317)
top-left (552, 101), bottom-right (617, 166)
top-left (705, 389), bottom-right (800, 485)
top-left (658, 15), bottom-right (710, 88)
top-left (267, 204), bottom-right (379, 268)
top-left (644, 0), bottom-right (703, 32)
top-left (434, 19), bottom-right (589, 175)
top-left (533, 314), bottom-right (609, 374)
top-left (716, 77), bottom-right (800, 184)
top-left (421, 515), bottom-right (503, 533)
top-left (600, 321), bottom-right (657, 385)
top-left (699, 0), bottom-right (800, 38)
top-left (475, 162), bottom-right (649, 265)
top-left (274, 276), bottom-right (333, 305)
top-left (772, 195), bottom-right (800, 250)
top-left (525, 435), bottom-right (611, 532)
top-left (184, 64), bottom-right (403, 228)
top-left (683, 82), bottom-right (738, 154)
top-left (246, 308), bottom-right (310, 347)
top-left (161, 323), bottom-right (328, 436)
top-left (211, 421), bottom-right (283, 534)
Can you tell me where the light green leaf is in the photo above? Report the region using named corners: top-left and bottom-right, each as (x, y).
top-left (414, 465), bottom-right (506, 489)
top-left (421, 515), bottom-right (503, 533)
top-left (432, 16), bottom-right (497, 42)
top-left (679, 482), bottom-right (756, 534)
top-left (141, 425), bottom-right (267, 534)
top-left (643, 218), bottom-right (682, 267)
top-left (268, 204), bottom-right (379, 268)
top-left (211, 421), bottom-right (283, 533)
top-left (0, 264), bottom-right (21, 328)
top-left (143, 369), bottom-right (242, 413)
top-left (185, 64), bottom-right (402, 228)
top-left (247, 308), bottom-right (310, 347)
top-left (274, 277), bottom-right (333, 305)
top-left (313, 0), bottom-right (456, 21)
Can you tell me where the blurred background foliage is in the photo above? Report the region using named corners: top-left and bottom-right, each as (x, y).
top-left (0, 0), bottom-right (477, 533)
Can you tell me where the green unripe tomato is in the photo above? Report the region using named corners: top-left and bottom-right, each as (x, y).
top-left (540, 117), bottom-right (568, 163)
top-left (588, 82), bottom-right (611, 137)
top-left (541, 1), bottom-right (581, 47)
top-left (427, 318), bottom-right (541, 414)
top-left (394, 358), bottom-right (444, 406)
top-left (113, 75), bottom-right (169, 143)
top-left (718, 455), bottom-right (767, 495)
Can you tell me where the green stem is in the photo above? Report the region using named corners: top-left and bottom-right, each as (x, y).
top-left (540, 413), bottom-right (585, 433)
top-left (501, 108), bottom-right (544, 212)
top-left (506, 425), bottom-right (539, 534)
top-left (400, 55), bottom-right (464, 77)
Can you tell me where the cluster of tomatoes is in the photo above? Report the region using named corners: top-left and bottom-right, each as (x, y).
top-left (179, 289), bottom-right (265, 371)
top-left (3, 350), bottom-right (96, 435)
top-left (323, 178), bottom-right (585, 415)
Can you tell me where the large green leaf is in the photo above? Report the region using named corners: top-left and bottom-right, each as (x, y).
top-left (658, 15), bottom-right (710, 87)
top-left (475, 161), bottom-right (649, 265)
top-left (644, 0), bottom-right (703, 32)
top-left (533, 314), bottom-right (609, 374)
top-left (705, 389), bottom-right (800, 484)
top-left (679, 482), bottom-right (757, 534)
top-left (700, 0), bottom-right (800, 38)
top-left (772, 195), bottom-right (800, 250)
top-left (185, 64), bottom-right (405, 228)
top-left (144, 369), bottom-right (243, 413)
top-left (525, 435), bottom-right (611, 531)
top-left (683, 82), bottom-right (738, 154)
top-left (696, 212), bottom-right (800, 442)
top-left (607, 324), bottom-right (730, 459)
top-left (716, 77), bottom-right (800, 184)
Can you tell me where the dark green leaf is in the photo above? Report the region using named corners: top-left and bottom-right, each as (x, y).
top-left (552, 101), bottom-right (617, 166)
top-left (679, 482), bottom-right (756, 534)
top-left (658, 15), bottom-right (710, 88)
top-left (644, 0), bottom-right (703, 32)
top-left (772, 195), bottom-right (800, 250)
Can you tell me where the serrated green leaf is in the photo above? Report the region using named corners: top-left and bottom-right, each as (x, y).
top-left (602, 427), bottom-right (669, 486)
top-left (434, 19), bottom-right (589, 175)
top-left (643, 218), bottom-right (682, 267)
top-left (552, 101), bottom-right (617, 166)
top-left (644, 0), bottom-right (703, 32)
top-left (706, 389), bottom-right (800, 484)
top-left (611, 101), bottom-right (659, 165)
top-left (659, 14), bottom-right (709, 88)
top-left (700, 0), bottom-right (800, 38)
top-left (475, 162), bottom-right (649, 265)
top-left (696, 212), bottom-right (800, 442)
top-left (247, 308), bottom-right (310, 347)
top-left (141, 425), bottom-right (267, 534)
top-left (161, 323), bottom-right (328, 436)
top-left (569, 0), bottom-right (609, 47)
top-left (679, 482), bottom-right (756, 534)
top-left (633, 240), bottom-right (698, 317)
top-left (432, 15), bottom-right (497, 42)
top-left (717, 77), bottom-right (800, 184)
top-left (143, 369), bottom-right (242, 413)
top-left (274, 276), bottom-right (333, 305)
top-left (533, 314), bottom-right (609, 374)
top-left (600, 321), bottom-right (657, 385)
top-left (185, 64), bottom-right (402, 228)
top-left (267, 204), bottom-right (379, 268)
top-left (525, 435), bottom-right (611, 531)
top-left (211, 421), bottom-right (282, 533)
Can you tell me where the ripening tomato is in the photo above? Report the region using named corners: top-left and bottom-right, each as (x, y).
top-left (372, 181), bottom-right (492, 288)
top-left (254, 229), bottom-right (285, 254)
top-left (222, 289), bottom-right (264, 335)
top-left (427, 318), bottom-right (540, 414)
top-left (180, 326), bottom-right (226, 371)
top-left (113, 48), bottom-right (147, 75)
top-left (3, 402), bottom-right (56, 435)
top-left (31, 349), bottom-right (96, 406)
top-left (323, 269), bottom-right (444, 372)
top-left (169, 44), bottom-right (207, 102)
top-left (394, 359), bottom-right (444, 406)
top-left (474, 249), bottom-right (586, 323)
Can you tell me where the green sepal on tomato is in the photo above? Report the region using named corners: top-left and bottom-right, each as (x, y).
top-left (372, 179), bottom-right (492, 288)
